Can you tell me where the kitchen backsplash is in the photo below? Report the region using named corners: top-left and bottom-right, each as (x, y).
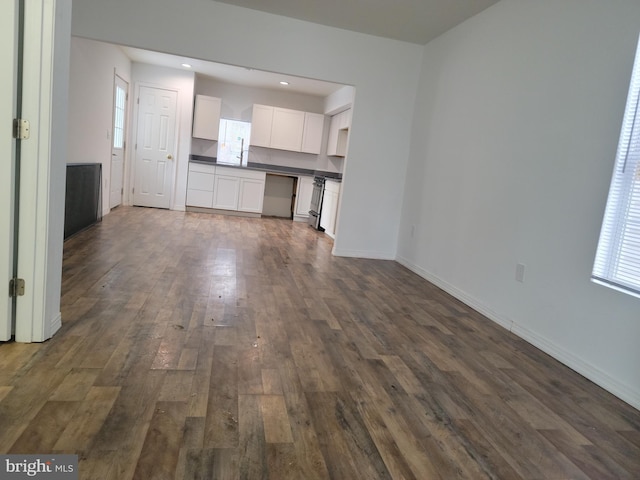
top-left (248, 146), bottom-right (343, 173)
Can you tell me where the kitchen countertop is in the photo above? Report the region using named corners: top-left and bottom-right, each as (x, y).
top-left (189, 154), bottom-right (342, 181)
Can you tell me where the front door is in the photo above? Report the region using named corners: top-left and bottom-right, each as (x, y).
top-left (133, 86), bottom-right (177, 209)
top-left (110, 74), bottom-right (128, 209)
top-left (0, 0), bottom-right (20, 340)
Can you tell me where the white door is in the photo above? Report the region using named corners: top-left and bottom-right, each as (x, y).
top-left (110, 75), bottom-right (128, 209)
top-left (133, 86), bottom-right (177, 209)
top-left (0, 0), bottom-right (20, 340)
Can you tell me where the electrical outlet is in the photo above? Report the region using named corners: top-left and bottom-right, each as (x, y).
top-left (515, 263), bottom-right (526, 283)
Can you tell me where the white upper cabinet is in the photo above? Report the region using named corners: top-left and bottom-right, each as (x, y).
top-left (301, 113), bottom-right (325, 154)
top-left (192, 95), bottom-right (222, 140)
top-left (327, 108), bottom-right (351, 157)
top-left (250, 104), bottom-right (274, 147)
top-left (251, 104), bottom-right (324, 154)
top-left (270, 107), bottom-right (305, 151)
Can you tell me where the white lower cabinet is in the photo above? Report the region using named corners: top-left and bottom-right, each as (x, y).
top-left (212, 175), bottom-right (241, 210)
top-left (186, 188), bottom-right (214, 208)
top-left (320, 179), bottom-right (340, 237)
top-left (186, 163), bottom-right (216, 208)
top-left (238, 178), bottom-right (266, 213)
top-left (187, 163), bottom-right (266, 214)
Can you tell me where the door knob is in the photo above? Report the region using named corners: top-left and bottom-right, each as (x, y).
top-left (167, 154), bottom-right (173, 160)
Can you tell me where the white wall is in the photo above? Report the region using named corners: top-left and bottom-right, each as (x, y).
top-left (71, 0), bottom-right (423, 259)
top-left (130, 63), bottom-right (195, 212)
top-left (68, 37), bottom-right (131, 216)
top-left (398, 0), bottom-right (640, 408)
top-left (324, 85), bottom-right (355, 115)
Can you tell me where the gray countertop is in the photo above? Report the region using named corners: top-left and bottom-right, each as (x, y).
top-left (189, 155), bottom-right (342, 181)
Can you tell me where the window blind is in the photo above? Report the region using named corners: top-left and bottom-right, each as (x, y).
top-left (592, 36), bottom-right (640, 298)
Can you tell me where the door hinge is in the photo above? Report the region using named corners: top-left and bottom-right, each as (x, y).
top-left (9, 278), bottom-right (25, 298)
top-left (13, 119), bottom-right (30, 139)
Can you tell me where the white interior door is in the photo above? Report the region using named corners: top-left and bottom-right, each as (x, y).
top-left (110, 74), bottom-right (128, 209)
top-left (0, 0), bottom-right (19, 341)
top-left (133, 86), bottom-right (177, 209)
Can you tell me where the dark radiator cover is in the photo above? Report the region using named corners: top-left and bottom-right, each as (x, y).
top-left (64, 163), bottom-right (102, 239)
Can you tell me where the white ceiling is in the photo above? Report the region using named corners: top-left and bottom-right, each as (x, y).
top-left (120, 0), bottom-right (501, 98)
top-left (213, 0), bottom-right (501, 45)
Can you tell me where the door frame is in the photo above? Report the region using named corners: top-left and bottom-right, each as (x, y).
top-left (110, 72), bottom-right (129, 209)
top-left (14, 0), bottom-right (71, 342)
top-left (0, 0), bottom-right (20, 341)
top-left (129, 82), bottom-right (180, 210)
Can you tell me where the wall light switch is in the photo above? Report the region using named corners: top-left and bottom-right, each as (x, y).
top-left (515, 263), bottom-right (526, 283)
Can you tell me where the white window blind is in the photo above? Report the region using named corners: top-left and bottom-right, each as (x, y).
top-left (592, 36), bottom-right (640, 298)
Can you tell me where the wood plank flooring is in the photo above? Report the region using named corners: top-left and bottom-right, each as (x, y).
top-left (1, 205), bottom-right (639, 479)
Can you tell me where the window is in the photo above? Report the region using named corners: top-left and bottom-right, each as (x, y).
top-left (113, 84), bottom-right (126, 149)
top-left (217, 119), bottom-right (251, 166)
top-left (592, 37), bottom-right (640, 298)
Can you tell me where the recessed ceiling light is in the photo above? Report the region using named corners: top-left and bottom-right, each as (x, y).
top-left (280, 81), bottom-right (289, 86)
top-left (181, 63), bottom-right (192, 68)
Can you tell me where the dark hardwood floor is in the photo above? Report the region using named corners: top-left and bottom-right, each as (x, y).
top-left (1, 205), bottom-right (639, 479)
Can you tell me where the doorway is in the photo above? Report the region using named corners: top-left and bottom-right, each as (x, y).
top-left (110, 74), bottom-right (128, 209)
top-left (132, 85), bottom-right (178, 209)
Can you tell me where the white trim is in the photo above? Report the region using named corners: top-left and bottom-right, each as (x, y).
top-left (332, 248), bottom-right (395, 260)
top-left (130, 81), bottom-right (181, 211)
top-left (16, 0), bottom-right (55, 342)
top-left (15, 0), bottom-right (70, 343)
top-left (0, 0), bottom-right (19, 341)
top-left (396, 255), bottom-right (640, 411)
top-left (47, 312), bottom-right (62, 340)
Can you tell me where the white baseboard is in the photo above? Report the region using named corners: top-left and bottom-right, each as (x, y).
top-left (396, 255), bottom-right (640, 410)
top-left (48, 312), bottom-right (62, 341)
top-left (333, 248), bottom-right (395, 260)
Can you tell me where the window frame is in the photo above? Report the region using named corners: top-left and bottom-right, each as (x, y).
top-left (592, 35), bottom-right (640, 299)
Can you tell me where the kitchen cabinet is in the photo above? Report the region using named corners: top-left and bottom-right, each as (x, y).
top-left (186, 162), bottom-right (215, 208)
top-left (301, 113), bottom-right (325, 154)
top-left (192, 95), bottom-right (221, 140)
top-left (238, 177), bottom-right (266, 213)
top-left (294, 176), bottom-right (314, 220)
top-left (270, 108), bottom-right (304, 151)
top-left (327, 108), bottom-right (351, 157)
top-left (250, 104), bottom-right (324, 154)
top-left (320, 179), bottom-right (340, 238)
top-left (250, 104), bottom-right (273, 147)
top-left (186, 163), bottom-right (266, 214)
top-left (212, 174), bottom-right (241, 210)
top-left (212, 165), bottom-right (266, 213)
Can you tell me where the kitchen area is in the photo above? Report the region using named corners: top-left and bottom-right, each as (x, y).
top-left (185, 74), bottom-right (352, 239)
